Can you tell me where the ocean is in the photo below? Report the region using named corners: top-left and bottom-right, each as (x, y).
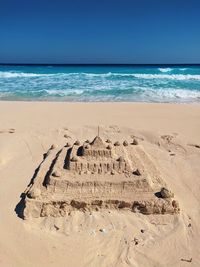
top-left (0, 65), bottom-right (200, 102)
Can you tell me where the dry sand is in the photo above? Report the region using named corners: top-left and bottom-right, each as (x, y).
top-left (0, 102), bottom-right (200, 267)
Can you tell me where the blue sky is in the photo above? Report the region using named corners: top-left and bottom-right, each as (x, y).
top-left (0, 0), bottom-right (200, 64)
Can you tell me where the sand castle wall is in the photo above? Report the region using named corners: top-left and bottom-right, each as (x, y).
top-left (82, 148), bottom-right (112, 158)
top-left (24, 197), bottom-right (179, 219)
top-left (68, 161), bottom-right (130, 174)
top-left (46, 179), bottom-right (153, 197)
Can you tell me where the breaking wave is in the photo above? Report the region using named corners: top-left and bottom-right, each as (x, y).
top-left (1, 71), bottom-right (200, 81)
top-left (133, 74), bottom-right (200, 80)
top-left (0, 71), bottom-right (49, 78)
top-left (158, 68), bottom-right (172, 73)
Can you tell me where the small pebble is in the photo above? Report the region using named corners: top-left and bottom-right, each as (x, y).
top-left (54, 225), bottom-right (59, 231)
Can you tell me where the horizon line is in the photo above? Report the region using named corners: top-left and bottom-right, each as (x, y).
top-left (0, 63), bottom-right (200, 66)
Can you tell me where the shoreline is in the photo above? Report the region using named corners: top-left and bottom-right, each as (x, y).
top-left (1, 100), bottom-right (200, 104)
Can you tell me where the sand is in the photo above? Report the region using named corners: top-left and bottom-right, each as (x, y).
top-left (0, 102), bottom-right (200, 267)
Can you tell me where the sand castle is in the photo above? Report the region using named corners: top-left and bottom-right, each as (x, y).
top-left (22, 135), bottom-right (179, 219)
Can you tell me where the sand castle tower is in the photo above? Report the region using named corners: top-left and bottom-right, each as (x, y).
top-left (67, 136), bottom-right (131, 175)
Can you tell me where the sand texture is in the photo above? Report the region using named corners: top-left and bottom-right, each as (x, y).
top-left (0, 102), bottom-right (200, 267)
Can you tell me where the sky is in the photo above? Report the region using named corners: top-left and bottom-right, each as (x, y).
top-left (0, 0), bottom-right (200, 64)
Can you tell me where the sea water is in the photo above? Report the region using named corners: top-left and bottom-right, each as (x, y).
top-left (0, 65), bottom-right (200, 102)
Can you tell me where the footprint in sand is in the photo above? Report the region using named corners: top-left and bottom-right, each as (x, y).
top-left (130, 134), bottom-right (144, 141)
top-left (160, 133), bottom-right (187, 154)
top-left (187, 143), bottom-right (200, 149)
top-left (64, 134), bottom-right (71, 138)
top-left (160, 134), bottom-right (174, 143)
top-left (9, 128), bottom-right (15, 133)
top-left (0, 128), bottom-right (15, 134)
top-left (108, 125), bottom-right (121, 133)
top-left (62, 127), bottom-right (72, 139)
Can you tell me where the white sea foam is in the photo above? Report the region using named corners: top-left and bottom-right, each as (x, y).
top-left (133, 74), bottom-right (200, 80)
top-left (80, 72), bottom-right (200, 81)
top-left (146, 89), bottom-right (200, 101)
top-left (0, 71), bottom-right (50, 78)
top-left (2, 71), bottom-right (200, 81)
top-left (45, 87), bottom-right (200, 101)
top-left (44, 89), bottom-right (85, 96)
top-left (158, 68), bottom-right (172, 73)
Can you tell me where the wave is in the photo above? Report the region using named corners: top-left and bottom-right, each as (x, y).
top-left (179, 68), bottom-right (187, 71)
top-left (0, 86), bottom-right (200, 103)
top-left (133, 74), bottom-right (200, 80)
top-left (158, 68), bottom-right (172, 73)
top-left (75, 72), bottom-right (200, 80)
top-left (47, 87), bottom-right (200, 101)
top-left (0, 71), bottom-right (111, 79)
top-left (70, 72), bottom-right (200, 80)
top-left (0, 71), bottom-right (50, 78)
top-left (44, 89), bottom-right (85, 96)
top-left (1, 71), bottom-right (200, 81)
top-left (143, 88), bottom-right (200, 100)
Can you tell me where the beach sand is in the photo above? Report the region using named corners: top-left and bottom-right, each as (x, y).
top-left (0, 102), bottom-right (200, 267)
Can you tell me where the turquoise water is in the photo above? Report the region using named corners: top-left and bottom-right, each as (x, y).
top-left (0, 65), bottom-right (200, 102)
